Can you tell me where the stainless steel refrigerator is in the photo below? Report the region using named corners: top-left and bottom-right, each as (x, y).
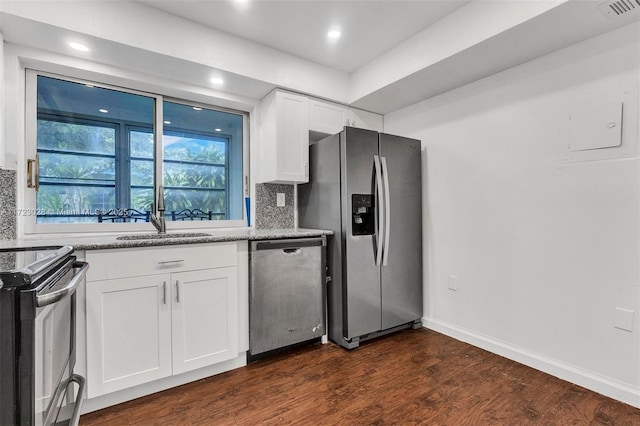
top-left (299, 126), bottom-right (422, 349)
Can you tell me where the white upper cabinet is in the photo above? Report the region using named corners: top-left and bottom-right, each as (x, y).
top-left (308, 99), bottom-right (348, 136)
top-left (308, 99), bottom-right (384, 143)
top-left (259, 90), bottom-right (309, 184)
top-left (347, 108), bottom-right (384, 133)
top-left (259, 89), bottom-right (383, 182)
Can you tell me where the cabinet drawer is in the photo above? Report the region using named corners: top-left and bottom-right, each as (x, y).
top-left (86, 243), bottom-right (237, 281)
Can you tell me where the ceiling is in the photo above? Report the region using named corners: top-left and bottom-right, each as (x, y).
top-left (139, 0), bottom-right (471, 74)
top-left (1, 1), bottom-right (638, 114)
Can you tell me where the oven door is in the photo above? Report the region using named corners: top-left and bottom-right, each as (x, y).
top-left (35, 261), bottom-right (88, 426)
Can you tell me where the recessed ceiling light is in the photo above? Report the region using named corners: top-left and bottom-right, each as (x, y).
top-left (164, 120), bottom-right (172, 125)
top-left (232, 0), bottom-right (250, 10)
top-left (69, 42), bottom-right (89, 52)
top-left (192, 107), bottom-right (203, 111)
top-left (215, 128), bottom-right (222, 132)
top-left (98, 108), bottom-right (108, 113)
top-left (210, 77), bottom-right (224, 85)
top-left (327, 29), bottom-right (341, 40)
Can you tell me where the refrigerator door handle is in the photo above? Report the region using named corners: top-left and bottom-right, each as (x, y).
top-left (374, 154), bottom-right (385, 267)
top-left (381, 156), bottom-right (391, 266)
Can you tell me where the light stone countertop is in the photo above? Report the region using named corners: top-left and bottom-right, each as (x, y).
top-left (0, 228), bottom-right (333, 251)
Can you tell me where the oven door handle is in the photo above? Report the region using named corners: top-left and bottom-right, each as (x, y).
top-left (68, 374), bottom-right (86, 426)
top-left (43, 373), bottom-right (86, 426)
top-left (36, 261), bottom-right (89, 307)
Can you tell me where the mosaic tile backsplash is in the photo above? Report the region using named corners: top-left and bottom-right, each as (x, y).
top-left (255, 183), bottom-right (294, 229)
top-left (0, 169), bottom-right (17, 239)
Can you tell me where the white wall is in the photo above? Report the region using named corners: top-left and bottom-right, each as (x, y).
top-left (385, 23), bottom-right (640, 407)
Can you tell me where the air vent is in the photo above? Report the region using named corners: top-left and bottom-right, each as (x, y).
top-left (598, 0), bottom-right (640, 18)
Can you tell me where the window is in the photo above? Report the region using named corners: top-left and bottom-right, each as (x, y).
top-left (29, 73), bottom-right (247, 231)
top-left (161, 101), bottom-right (244, 221)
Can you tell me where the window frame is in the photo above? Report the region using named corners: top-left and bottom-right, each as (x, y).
top-left (24, 70), bottom-right (249, 234)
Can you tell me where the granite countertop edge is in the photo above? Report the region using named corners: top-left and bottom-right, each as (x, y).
top-left (0, 228), bottom-right (333, 251)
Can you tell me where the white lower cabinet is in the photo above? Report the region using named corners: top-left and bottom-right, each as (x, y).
top-left (85, 244), bottom-right (239, 398)
top-left (171, 268), bottom-right (237, 375)
top-left (86, 275), bottom-right (172, 398)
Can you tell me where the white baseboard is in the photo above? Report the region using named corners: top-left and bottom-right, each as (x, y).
top-left (422, 317), bottom-right (640, 409)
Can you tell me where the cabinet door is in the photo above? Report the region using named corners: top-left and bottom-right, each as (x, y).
top-left (276, 91), bottom-right (309, 183)
top-left (171, 268), bottom-right (238, 375)
top-left (348, 108), bottom-right (384, 132)
top-left (86, 275), bottom-right (172, 398)
top-left (309, 99), bottom-right (347, 135)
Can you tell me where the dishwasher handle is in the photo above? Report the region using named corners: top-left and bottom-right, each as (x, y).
top-left (252, 237), bottom-right (326, 251)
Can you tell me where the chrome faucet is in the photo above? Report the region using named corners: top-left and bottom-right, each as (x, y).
top-left (150, 185), bottom-right (166, 234)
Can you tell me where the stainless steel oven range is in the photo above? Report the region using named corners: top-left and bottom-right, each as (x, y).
top-left (0, 245), bottom-right (88, 425)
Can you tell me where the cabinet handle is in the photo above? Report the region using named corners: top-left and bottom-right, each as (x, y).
top-left (27, 155), bottom-right (40, 192)
top-left (176, 280), bottom-right (180, 303)
top-left (305, 163), bottom-right (309, 178)
top-left (162, 281), bottom-right (167, 305)
top-left (158, 259), bottom-right (184, 265)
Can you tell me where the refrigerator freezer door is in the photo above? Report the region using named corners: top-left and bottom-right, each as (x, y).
top-left (299, 133), bottom-right (345, 345)
top-left (379, 133), bottom-right (423, 330)
top-left (342, 127), bottom-right (383, 338)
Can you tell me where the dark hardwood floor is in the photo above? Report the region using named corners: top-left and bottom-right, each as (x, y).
top-left (80, 329), bottom-right (640, 425)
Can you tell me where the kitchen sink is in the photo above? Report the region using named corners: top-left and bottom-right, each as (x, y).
top-left (116, 232), bottom-right (212, 241)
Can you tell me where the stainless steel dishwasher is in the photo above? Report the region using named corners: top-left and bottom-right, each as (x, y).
top-left (249, 236), bottom-right (326, 359)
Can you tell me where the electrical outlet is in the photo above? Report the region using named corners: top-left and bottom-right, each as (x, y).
top-left (614, 307), bottom-right (634, 332)
top-left (448, 275), bottom-right (458, 291)
top-left (276, 193), bottom-right (285, 207)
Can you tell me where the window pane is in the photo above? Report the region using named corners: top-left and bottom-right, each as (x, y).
top-left (129, 130), bottom-right (154, 213)
top-left (164, 162), bottom-right (225, 189)
top-left (36, 75), bottom-right (154, 224)
top-left (37, 185), bottom-right (115, 223)
top-left (130, 188), bottom-right (154, 212)
top-left (130, 130), bottom-right (154, 159)
top-left (163, 101), bottom-right (243, 221)
top-left (130, 159), bottom-right (154, 187)
top-left (166, 189), bottom-right (226, 219)
top-left (39, 151), bottom-right (115, 184)
top-left (164, 136), bottom-right (226, 163)
top-left (37, 120), bottom-right (115, 155)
